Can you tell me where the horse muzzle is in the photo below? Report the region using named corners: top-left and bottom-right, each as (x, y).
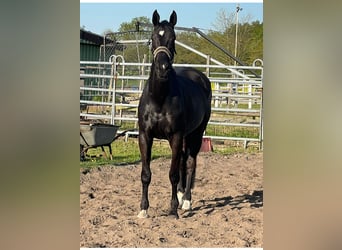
top-left (153, 46), bottom-right (173, 80)
top-left (156, 61), bottom-right (172, 80)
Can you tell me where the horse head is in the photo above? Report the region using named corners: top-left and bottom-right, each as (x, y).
top-left (151, 10), bottom-right (177, 80)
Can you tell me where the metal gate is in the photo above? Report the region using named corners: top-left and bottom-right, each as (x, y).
top-left (80, 40), bottom-right (263, 149)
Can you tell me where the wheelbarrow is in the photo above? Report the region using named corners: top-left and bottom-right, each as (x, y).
top-left (80, 121), bottom-right (127, 161)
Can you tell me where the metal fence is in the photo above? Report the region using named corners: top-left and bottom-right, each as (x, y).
top-left (80, 42), bottom-right (263, 149)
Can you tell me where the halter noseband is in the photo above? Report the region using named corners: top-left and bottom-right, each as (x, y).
top-left (153, 46), bottom-right (173, 63)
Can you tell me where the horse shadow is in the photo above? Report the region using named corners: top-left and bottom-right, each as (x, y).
top-left (182, 190), bottom-right (263, 218)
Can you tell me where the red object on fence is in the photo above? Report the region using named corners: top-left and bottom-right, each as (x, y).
top-left (200, 138), bottom-right (213, 152)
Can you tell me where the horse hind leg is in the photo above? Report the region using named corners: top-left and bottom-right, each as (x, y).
top-left (177, 150), bottom-right (187, 208)
top-left (181, 132), bottom-right (203, 211)
top-left (181, 154), bottom-right (196, 211)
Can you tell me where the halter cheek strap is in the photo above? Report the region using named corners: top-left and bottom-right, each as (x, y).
top-left (153, 46), bottom-right (173, 62)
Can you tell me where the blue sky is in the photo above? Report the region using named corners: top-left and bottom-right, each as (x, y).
top-left (80, 1), bottom-right (263, 35)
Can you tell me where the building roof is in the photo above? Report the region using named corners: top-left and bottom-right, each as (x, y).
top-left (80, 29), bottom-right (118, 45)
top-left (80, 29), bottom-right (105, 46)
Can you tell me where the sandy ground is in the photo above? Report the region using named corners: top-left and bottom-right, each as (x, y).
top-left (80, 152), bottom-right (263, 248)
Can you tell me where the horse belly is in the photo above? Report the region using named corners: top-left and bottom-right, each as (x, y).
top-left (184, 112), bottom-right (205, 135)
top-left (183, 96), bottom-right (208, 135)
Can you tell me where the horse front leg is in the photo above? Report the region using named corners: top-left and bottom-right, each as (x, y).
top-left (169, 134), bottom-right (183, 219)
top-left (137, 132), bottom-right (153, 218)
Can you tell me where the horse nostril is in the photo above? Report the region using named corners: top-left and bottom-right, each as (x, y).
top-left (162, 63), bottom-right (170, 70)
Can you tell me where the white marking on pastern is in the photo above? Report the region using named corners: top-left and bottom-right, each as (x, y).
top-left (182, 200), bottom-right (192, 210)
top-left (137, 209), bottom-right (148, 218)
top-left (177, 191), bottom-right (184, 207)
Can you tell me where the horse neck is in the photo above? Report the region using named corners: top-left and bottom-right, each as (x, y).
top-left (148, 62), bottom-right (173, 104)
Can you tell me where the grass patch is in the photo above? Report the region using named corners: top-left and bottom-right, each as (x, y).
top-left (206, 125), bottom-right (259, 138)
top-left (215, 102), bottom-right (261, 110)
top-left (80, 136), bottom-right (261, 169)
top-left (212, 140), bottom-right (259, 155)
top-left (80, 138), bottom-right (171, 168)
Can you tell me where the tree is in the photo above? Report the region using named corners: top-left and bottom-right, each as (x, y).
top-left (112, 12), bottom-right (263, 66)
top-left (119, 16), bottom-right (151, 33)
top-left (212, 8), bottom-right (235, 33)
top-left (174, 32), bottom-right (207, 65)
top-left (106, 16), bottom-right (152, 63)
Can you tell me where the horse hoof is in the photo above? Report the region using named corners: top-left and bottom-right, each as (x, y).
top-left (177, 191), bottom-right (184, 207)
top-left (182, 200), bottom-right (192, 210)
top-left (168, 212), bottom-right (179, 219)
top-left (137, 210), bottom-right (148, 218)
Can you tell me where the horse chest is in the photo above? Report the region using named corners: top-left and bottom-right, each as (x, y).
top-left (142, 103), bottom-right (183, 138)
top-left (152, 110), bottom-right (175, 128)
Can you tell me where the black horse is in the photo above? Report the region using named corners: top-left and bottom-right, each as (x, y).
top-left (137, 10), bottom-right (212, 219)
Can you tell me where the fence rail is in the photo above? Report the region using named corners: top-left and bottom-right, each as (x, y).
top-left (80, 57), bottom-right (263, 149)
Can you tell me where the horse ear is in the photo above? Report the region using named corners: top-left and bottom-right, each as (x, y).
top-left (152, 10), bottom-right (160, 26)
top-left (169, 11), bottom-right (177, 27)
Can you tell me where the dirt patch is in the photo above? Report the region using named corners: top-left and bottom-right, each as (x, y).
top-left (80, 152), bottom-right (263, 248)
